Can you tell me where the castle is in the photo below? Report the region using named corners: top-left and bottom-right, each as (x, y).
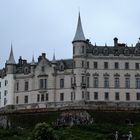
top-left (1, 13), bottom-right (140, 110)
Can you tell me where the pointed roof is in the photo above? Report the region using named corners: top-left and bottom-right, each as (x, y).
top-left (6, 43), bottom-right (16, 64)
top-left (52, 51), bottom-right (56, 64)
top-left (31, 55), bottom-right (36, 65)
top-left (73, 12), bottom-right (86, 42)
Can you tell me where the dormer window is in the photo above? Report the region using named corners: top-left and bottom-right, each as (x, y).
top-left (41, 66), bottom-right (45, 72)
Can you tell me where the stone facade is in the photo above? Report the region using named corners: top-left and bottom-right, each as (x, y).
top-left (0, 13), bottom-right (140, 110)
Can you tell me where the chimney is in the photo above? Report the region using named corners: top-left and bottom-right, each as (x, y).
top-left (114, 37), bottom-right (118, 47)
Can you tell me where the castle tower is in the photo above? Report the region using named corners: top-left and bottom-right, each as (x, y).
top-left (6, 44), bottom-right (16, 74)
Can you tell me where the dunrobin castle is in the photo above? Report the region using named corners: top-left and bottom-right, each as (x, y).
top-left (1, 13), bottom-right (140, 110)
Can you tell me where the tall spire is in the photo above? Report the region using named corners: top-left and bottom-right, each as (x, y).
top-left (73, 12), bottom-right (86, 42)
top-left (52, 51), bottom-right (56, 64)
top-left (6, 43), bottom-right (16, 64)
top-left (31, 54), bottom-right (36, 65)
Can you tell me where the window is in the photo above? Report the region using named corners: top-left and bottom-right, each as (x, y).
top-left (25, 81), bottom-right (29, 91)
top-left (41, 94), bottom-right (44, 101)
top-left (94, 92), bottom-right (98, 100)
top-left (115, 92), bottom-right (119, 100)
top-left (104, 62), bottom-right (108, 69)
top-left (60, 79), bottom-right (64, 88)
top-left (4, 98), bottom-right (7, 105)
top-left (16, 96), bottom-right (18, 104)
top-left (86, 77), bottom-right (90, 88)
top-left (60, 93), bottom-right (64, 101)
top-left (71, 92), bottom-right (75, 101)
top-left (4, 90), bottom-right (7, 96)
top-left (82, 76), bottom-right (85, 83)
top-left (40, 79), bottom-right (47, 89)
top-left (114, 78), bottom-right (120, 88)
top-left (73, 46), bottom-right (75, 54)
top-left (135, 63), bottom-right (139, 70)
top-left (37, 94), bottom-right (40, 102)
top-left (93, 77), bottom-right (98, 88)
top-left (126, 93), bottom-right (130, 101)
top-left (86, 92), bottom-right (90, 100)
top-left (125, 62), bottom-right (129, 69)
top-left (136, 78), bottom-right (140, 89)
top-left (82, 46), bottom-right (84, 53)
top-left (41, 66), bottom-right (45, 72)
top-left (5, 80), bottom-right (8, 86)
top-left (82, 91), bottom-right (85, 100)
top-left (16, 82), bottom-right (19, 91)
top-left (82, 61), bottom-right (84, 68)
top-left (114, 62), bottom-right (119, 69)
top-left (0, 82), bottom-right (1, 88)
top-left (93, 62), bottom-right (98, 69)
top-left (125, 78), bottom-right (130, 89)
top-left (46, 93), bottom-right (48, 101)
top-left (104, 77), bottom-right (109, 88)
top-left (87, 61), bottom-right (89, 68)
top-left (105, 92), bottom-right (109, 100)
top-left (136, 93), bottom-right (140, 100)
top-left (24, 95), bottom-right (28, 103)
top-left (0, 92), bottom-right (1, 99)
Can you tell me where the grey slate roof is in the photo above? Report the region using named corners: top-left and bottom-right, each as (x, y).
top-left (6, 45), bottom-right (16, 64)
top-left (73, 13), bottom-right (86, 42)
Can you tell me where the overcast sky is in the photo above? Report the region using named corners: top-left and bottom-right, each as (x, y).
top-left (0, 0), bottom-right (140, 67)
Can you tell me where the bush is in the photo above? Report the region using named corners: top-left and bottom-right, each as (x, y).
top-left (29, 122), bottom-right (58, 140)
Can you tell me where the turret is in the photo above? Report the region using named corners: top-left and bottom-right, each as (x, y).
top-left (6, 44), bottom-right (16, 74)
top-left (31, 55), bottom-right (36, 73)
top-left (72, 12), bottom-right (87, 57)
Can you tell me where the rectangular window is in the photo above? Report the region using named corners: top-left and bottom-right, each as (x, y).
top-left (82, 61), bottom-right (84, 68)
top-left (4, 90), bottom-right (7, 96)
top-left (5, 80), bottom-right (8, 86)
top-left (87, 61), bottom-right (89, 68)
top-left (73, 46), bottom-right (75, 54)
top-left (46, 93), bottom-right (48, 101)
top-left (93, 62), bottom-right (98, 69)
top-left (114, 62), bottom-right (119, 69)
top-left (105, 92), bottom-right (109, 100)
top-left (115, 92), bottom-right (119, 100)
top-left (0, 82), bottom-right (1, 88)
top-left (71, 92), bottom-right (75, 101)
top-left (24, 95), bottom-right (28, 103)
top-left (60, 93), bottom-right (64, 101)
top-left (16, 82), bottom-right (19, 91)
top-left (40, 79), bottom-right (47, 89)
top-left (41, 66), bottom-right (45, 72)
top-left (136, 78), bottom-right (140, 89)
top-left (37, 94), bottom-right (40, 102)
top-left (136, 63), bottom-right (139, 70)
top-left (86, 92), bottom-right (90, 100)
top-left (104, 77), bottom-right (109, 88)
top-left (136, 93), bottom-right (140, 100)
top-left (60, 79), bottom-right (64, 88)
top-left (125, 62), bottom-right (129, 69)
top-left (94, 92), bottom-right (98, 100)
top-left (93, 77), bottom-right (98, 88)
top-left (126, 92), bottom-right (130, 101)
top-left (25, 81), bottom-right (29, 91)
top-left (82, 91), bottom-right (85, 100)
top-left (41, 94), bottom-right (44, 102)
top-left (86, 77), bottom-right (90, 88)
top-left (125, 78), bottom-right (130, 89)
top-left (82, 76), bottom-right (85, 83)
top-left (0, 92), bottom-right (1, 99)
top-left (114, 78), bottom-right (120, 88)
top-left (104, 62), bottom-right (108, 69)
top-left (16, 96), bottom-right (18, 104)
top-left (4, 98), bottom-right (7, 105)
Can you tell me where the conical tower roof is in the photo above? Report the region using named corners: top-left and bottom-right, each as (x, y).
top-left (73, 12), bottom-right (86, 42)
top-left (6, 44), bottom-right (16, 64)
top-left (31, 55), bottom-right (36, 65)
